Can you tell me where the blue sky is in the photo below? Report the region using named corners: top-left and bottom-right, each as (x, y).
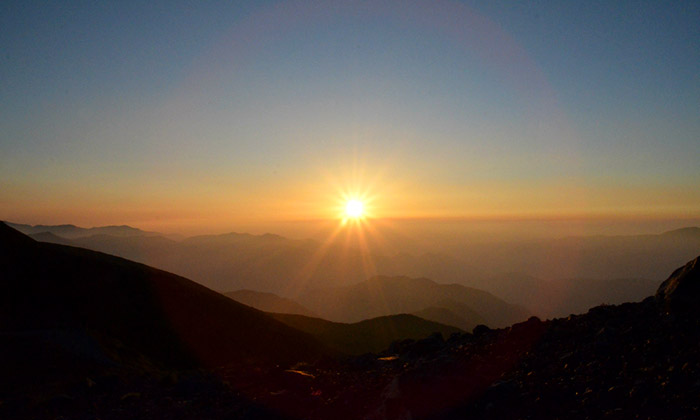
top-left (1, 0), bottom-right (698, 231)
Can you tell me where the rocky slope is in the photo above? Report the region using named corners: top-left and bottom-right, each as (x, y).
top-left (2, 219), bottom-right (698, 419)
top-left (219, 256), bottom-right (700, 419)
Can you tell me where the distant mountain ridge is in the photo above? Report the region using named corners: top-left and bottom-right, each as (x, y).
top-left (27, 231), bottom-right (74, 245)
top-left (413, 303), bottom-right (487, 332)
top-left (7, 221), bottom-right (159, 239)
top-left (478, 272), bottom-right (659, 318)
top-left (0, 222), bottom-right (331, 374)
top-left (270, 313), bottom-right (462, 355)
top-left (30, 226), bottom-right (487, 294)
top-left (661, 226), bottom-right (700, 238)
top-left (454, 227), bottom-right (700, 283)
top-left (297, 275), bottom-right (529, 328)
top-left (20, 221), bottom-right (700, 321)
top-left (226, 287), bottom-right (489, 331)
top-left (225, 289), bottom-right (317, 316)
top-left (3, 218), bottom-right (700, 419)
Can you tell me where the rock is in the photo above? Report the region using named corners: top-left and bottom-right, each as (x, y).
top-left (407, 332), bottom-right (445, 358)
top-left (389, 338), bottom-right (416, 355)
top-left (473, 324), bottom-right (491, 337)
top-left (656, 256), bottom-right (700, 313)
top-left (119, 392), bottom-right (141, 402)
top-left (510, 316), bottom-right (546, 340)
top-left (486, 379), bottom-right (518, 397)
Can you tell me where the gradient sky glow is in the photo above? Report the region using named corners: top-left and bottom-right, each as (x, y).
top-left (1, 0), bottom-right (698, 233)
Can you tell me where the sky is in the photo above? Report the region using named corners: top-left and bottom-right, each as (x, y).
top-left (1, 0), bottom-right (698, 234)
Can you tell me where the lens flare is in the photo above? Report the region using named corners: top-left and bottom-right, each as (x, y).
top-left (345, 199), bottom-right (364, 218)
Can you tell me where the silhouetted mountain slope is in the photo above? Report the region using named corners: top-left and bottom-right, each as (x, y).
top-left (661, 226), bottom-right (700, 238)
top-left (3, 219), bottom-right (698, 420)
top-left (65, 228), bottom-right (661, 319)
top-left (656, 255), bottom-right (700, 314)
top-left (8, 221), bottom-right (158, 239)
top-left (373, 255), bottom-right (700, 420)
top-left (226, 290), bottom-right (316, 316)
top-left (26, 229), bottom-right (488, 300)
top-left (26, 225), bottom-right (696, 321)
top-left (297, 275), bottom-right (528, 327)
top-left (479, 272), bottom-right (659, 318)
top-left (0, 222), bottom-right (331, 374)
top-left (28, 231), bottom-right (74, 245)
top-left (412, 303), bottom-right (486, 332)
top-left (72, 233), bottom-right (181, 264)
top-left (271, 313), bottom-right (462, 355)
top-left (178, 233), bottom-right (481, 294)
top-left (211, 256), bottom-right (700, 420)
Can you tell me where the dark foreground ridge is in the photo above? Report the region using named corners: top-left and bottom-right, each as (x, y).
top-left (0, 221), bottom-right (332, 407)
top-left (1, 221), bottom-right (699, 419)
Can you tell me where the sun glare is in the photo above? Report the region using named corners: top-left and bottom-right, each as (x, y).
top-left (345, 199), bottom-right (364, 219)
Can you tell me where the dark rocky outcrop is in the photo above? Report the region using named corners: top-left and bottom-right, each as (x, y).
top-left (656, 255), bottom-right (700, 313)
top-left (2, 224), bottom-right (699, 420)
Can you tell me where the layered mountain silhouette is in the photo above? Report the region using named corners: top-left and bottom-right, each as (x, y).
top-left (226, 288), bottom-right (486, 332)
top-left (270, 313), bottom-right (462, 355)
top-left (225, 289), bottom-right (317, 316)
top-left (19, 221), bottom-right (699, 320)
top-left (455, 227), bottom-right (700, 282)
top-left (477, 272), bottom-right (659, 318)
top-left (297, 275), bottom-right (528, 327)
top-left (8, 221), bottom-right (159, 239)
top-left (233, 255), bottom-right (699, 419)
top-left (413, 303), bottom-right (487, 332)
top-left (0, 222), bottom-right (331, 376)
top-left (347, 255), bottom-right (700, 420)
top-left (2, 219), bottom-right (700, 419)
top-left (0, 223), bottom-right (468, 387)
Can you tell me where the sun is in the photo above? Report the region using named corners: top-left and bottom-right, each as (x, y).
top-left (345, 199), bottom-right (365, 219)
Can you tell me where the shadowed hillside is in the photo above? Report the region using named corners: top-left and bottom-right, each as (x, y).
top-left (22, 222), bottom-right (699, 320)
top-left (271, 313), bottom-right (462, 355)
top-left (224, 255), bottom-right (700, 420)
top-left (2, 219), bottom-right (699, 419)
top-left (297, 275), bottom-right (529, 327)
top-left (226, 290), bottom-right (317, 316)
top-left (0, 222), bottom-right (331, 377)
top-left (413, 303), bottom-right (487, 332)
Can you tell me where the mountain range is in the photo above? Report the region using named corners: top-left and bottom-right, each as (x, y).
top-left (2, 220), bottom-right (699, 419)
top-left (296, 275), bottom-right (524, 328)
top-left (0, 222), bottom-right (466, 375)
top-left (0, 222), bottom-right (330, 375)
top-left (13, 221), bottom-right (698, 319)
top-left (270, 313), bottom-right (461, 355)
top-left (6, 221), bottom-right (160, 239)
top-left (225, 289), bottom-right (317, 316)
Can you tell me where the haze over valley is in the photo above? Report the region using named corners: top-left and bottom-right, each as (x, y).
top-left (9, 221), bottom-right (698, 324)
top-left (1, 0), bottom-right (698, 418)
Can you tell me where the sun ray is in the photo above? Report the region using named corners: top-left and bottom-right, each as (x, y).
top-left (284, 220), bottom-right (347, 297)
